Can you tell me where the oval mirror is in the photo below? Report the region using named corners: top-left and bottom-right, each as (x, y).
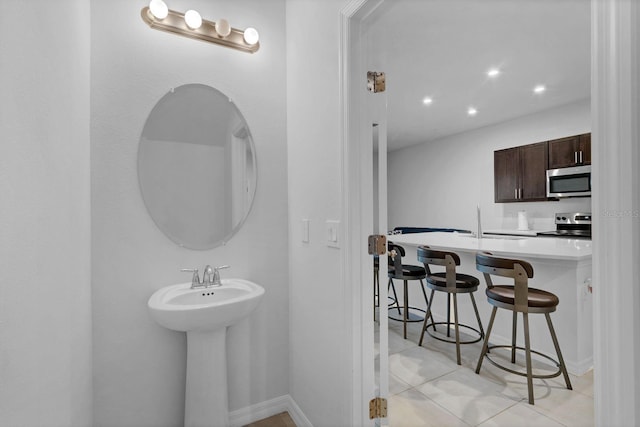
top-left (138, 84), bottom-right (257, 250)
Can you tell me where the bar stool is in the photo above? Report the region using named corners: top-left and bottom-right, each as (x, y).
top-left (387, 243), bottom-right (435, 339)
top-left (417, 246), bottom-right (484, 365)
top-left (475, 252), bottom-right (572, 405)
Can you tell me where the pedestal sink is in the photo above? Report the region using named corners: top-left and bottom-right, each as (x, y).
top-left (148, 279), bottom-right (265, 427)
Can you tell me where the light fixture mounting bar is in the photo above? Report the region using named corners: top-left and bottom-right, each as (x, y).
top-left (140, 7), bottom-right (259, 54)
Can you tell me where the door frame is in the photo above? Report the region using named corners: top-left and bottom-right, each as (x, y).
top-left (341, 0), bottom-right (640, 425)
top-left (590, 0), bottom-right (640, 425)
top-left (340, 1), bottom-right (385, 425)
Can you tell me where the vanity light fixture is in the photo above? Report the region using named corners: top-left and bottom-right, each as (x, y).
top-left (467, 107), bottom-right (478, 116)
top-left (422, 97), bottom-right (433, 105)
top-left (141, 0), bottom-right (260, 54)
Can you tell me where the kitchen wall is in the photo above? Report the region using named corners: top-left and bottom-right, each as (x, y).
top-left (0, 0), bottom-right (92, 425)
top-left (90, 1), bottom-right (288, 425)
top-left (388, 99), bottom-right (591, 232)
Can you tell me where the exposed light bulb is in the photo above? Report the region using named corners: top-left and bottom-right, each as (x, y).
top-left (149, 0), bottom-right (168, 20)
top-left (468, 107), bottom-right (478, 116)
top-left (243, 27), bottom-right (259, 45)
top-left (215, 19), bottom-right (231, 37)
top-left (422, 97), bottom-right (433, 105)
top-left (533, 84), bottom-right (546, 94)
top-left (184, 10), bottom-right (202, 30)
top-left (487, 68), bottom-right (500, 78)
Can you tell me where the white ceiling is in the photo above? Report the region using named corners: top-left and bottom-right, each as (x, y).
top-left (365, 0), bottom-right (591, 151)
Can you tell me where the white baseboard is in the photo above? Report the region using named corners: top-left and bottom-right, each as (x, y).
top-left (566, 357), bottom-right (594, 377)
top-left (285, 396), bottom-right (313, 427)
top-left (229, 394), bottom-right (312, 427)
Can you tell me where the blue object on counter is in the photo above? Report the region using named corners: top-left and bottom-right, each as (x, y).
top-left (391, 227), bottom-right (472, 235)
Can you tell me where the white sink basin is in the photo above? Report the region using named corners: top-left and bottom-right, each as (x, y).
top-left (148, 278), bottom-right (265, 332)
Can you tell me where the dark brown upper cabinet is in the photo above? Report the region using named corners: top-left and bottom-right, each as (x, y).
top-left (548, 133), bottom-right (591, 169)
top-left (494, 141), bottom-right (549, 203)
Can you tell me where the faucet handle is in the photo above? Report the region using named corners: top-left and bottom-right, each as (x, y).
top-left (180, 268), bottom-right (201, 288)
top-left (211, 265), bottom-right (230, 286)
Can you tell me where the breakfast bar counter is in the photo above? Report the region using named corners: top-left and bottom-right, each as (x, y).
top-left (386, 232), bottom-right (593, 375)
top-left (388, 231), bottom-right (592, 261)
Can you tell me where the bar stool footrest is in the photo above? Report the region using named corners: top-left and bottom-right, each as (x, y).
top-left (424, 322), bottom-right (483, 345)
top-left (484, 345), bottom-right (564, 380)
top-left (388, 307), bottom-right (426, 322)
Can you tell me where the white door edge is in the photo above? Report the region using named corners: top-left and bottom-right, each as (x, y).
top-left (340, 1), bottom-right (386, 426)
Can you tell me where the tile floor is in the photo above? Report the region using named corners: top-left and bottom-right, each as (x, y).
top-left (378, 319), bottom-right (594, 427)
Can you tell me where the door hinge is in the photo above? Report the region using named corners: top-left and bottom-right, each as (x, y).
top-left (369, 397), bottom-right (388, 419)
top-left (368, 234), bottom-right (387, 256)
top-left (367, 71), bottom-right (386, 93)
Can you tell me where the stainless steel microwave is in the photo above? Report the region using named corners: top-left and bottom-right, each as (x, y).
top-left (547, 165), bottom-right (592, 198)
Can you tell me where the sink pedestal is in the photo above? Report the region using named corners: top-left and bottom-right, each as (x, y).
top-left (148, 279), bottom-right (265, 427)
top-left (185, 329), bottom-right (229, 427)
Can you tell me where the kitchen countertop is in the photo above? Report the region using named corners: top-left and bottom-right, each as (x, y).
top-left (483, 228), bottom-right (541, 237)
top-left (388, 232), bottom-right (592, 261)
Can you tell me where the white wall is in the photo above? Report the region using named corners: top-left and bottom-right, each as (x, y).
top-left (286, 1), bottom-right (353, 426)
top-left (90, 1), bottom-right (288, 425)
top-left (0, 0), bottom-right (92, 425)
top-left (388, 100), bottom-right (592, 233)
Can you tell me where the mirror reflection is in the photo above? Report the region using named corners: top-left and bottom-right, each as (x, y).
top-left (138, 84), bottom-right (256, 250)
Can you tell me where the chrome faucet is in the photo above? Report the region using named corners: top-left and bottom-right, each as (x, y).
top-left (202, 265), bottom-right (214, 286)
top-left (181, 265), bottom-right (230, 288)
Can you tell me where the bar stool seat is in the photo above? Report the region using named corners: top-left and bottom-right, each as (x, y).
top-left (475, 251), bottom-right (572, 405)
top-left (487, 286), bottom-right (559, 308)
top-left (395, 264), bottom-right (429, 278)
top-left (427, 272), bottom-right (480, 290)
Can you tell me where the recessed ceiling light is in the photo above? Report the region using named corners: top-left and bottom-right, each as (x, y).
top-left (533, 85), bottom-right (546, 94)
top-left (468, 107), bottom-right (478, 116)
top-left (487, 68), bottom-right (500, 78)
top-left (423, 97), bottom-right (433, 105)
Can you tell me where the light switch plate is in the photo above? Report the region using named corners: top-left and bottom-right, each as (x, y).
top-left (326, 220), bottom-right (340, 248)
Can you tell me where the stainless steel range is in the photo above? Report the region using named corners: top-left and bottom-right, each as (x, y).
top-left (537, 212), bottom-right (592, 239)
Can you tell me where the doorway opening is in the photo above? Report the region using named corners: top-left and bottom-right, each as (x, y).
top-left (346, 1), bottom-right (598, 425)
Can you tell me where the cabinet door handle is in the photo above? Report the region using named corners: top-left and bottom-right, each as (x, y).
top-left (519, 188), bottom-right (522, 199)
top-left (575, 151), bottom-right (578, 164)
top-left (515, 188), bottom-right (518, 199)
top-left (580, 150), bottom-right (583, 163)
